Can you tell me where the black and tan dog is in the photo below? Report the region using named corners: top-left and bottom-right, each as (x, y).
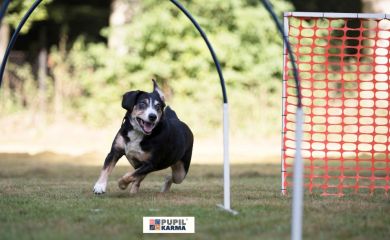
top-left (93, 80), bottom-right (193, 194)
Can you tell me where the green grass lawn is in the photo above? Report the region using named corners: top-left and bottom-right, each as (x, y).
top-left (0, 154), bottom-right (389, 240)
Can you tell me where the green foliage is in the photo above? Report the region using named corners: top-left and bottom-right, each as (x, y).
top-left (121, 0), bottom-right (291, 136)
top-left (2, 0), bottom-right (292, 137)
top-left (5, 0), bottom-right (52, 34)
top-left (0, 63), bottom-right (39, 113)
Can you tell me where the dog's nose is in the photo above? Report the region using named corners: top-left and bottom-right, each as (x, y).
top-left (148, 113), bottom-right (157, 122)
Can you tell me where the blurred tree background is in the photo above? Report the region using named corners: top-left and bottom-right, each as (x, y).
top-left (0, 0), bottom-right (371, 138)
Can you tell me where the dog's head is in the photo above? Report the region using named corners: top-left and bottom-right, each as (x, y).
top-left (122, 80), bottom-right (166, 135)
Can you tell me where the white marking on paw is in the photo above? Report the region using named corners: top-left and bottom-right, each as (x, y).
top-left (93, 182), bottom-right (107, 194)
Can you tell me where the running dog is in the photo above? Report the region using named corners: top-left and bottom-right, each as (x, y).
top-left (93, 80), bottom-right (193, 194)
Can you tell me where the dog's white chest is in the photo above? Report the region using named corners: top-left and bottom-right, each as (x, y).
top-left (125, 131), bottom-right (147, 163)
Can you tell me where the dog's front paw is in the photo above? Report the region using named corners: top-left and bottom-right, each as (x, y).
top-left (93, 182), bottom-right (106, 194)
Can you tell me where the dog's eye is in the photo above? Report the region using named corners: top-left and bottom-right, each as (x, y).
top-left (138, 102), bottom-right (147, 109)
top-left (155, 103), bottom-right (161, 111)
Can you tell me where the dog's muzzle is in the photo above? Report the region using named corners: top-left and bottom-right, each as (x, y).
top-left (136, 117), bottom-right (156, 135)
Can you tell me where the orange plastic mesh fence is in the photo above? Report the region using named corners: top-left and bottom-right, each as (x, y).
top-left (282, 15), bottom-right (390, 196)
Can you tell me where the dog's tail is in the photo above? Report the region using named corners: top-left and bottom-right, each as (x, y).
top-left (164, 106), bottom-right (178, 119)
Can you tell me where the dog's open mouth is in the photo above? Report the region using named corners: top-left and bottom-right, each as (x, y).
top-left (136, 117), bottom-right (155, 134)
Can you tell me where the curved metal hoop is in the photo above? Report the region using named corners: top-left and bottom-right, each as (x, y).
top-left (260, 1), bottom-right (303, 239)
top-left (170, 0), bottom-right (233, 214)
top-left (261, 0), bottom-right (301, 107)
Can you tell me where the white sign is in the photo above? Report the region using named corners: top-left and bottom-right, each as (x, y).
top-left (143, 216), bottom-right (195, 234)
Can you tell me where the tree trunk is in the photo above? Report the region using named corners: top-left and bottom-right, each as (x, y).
top-left (53, 26), bottom-right (68, 118)
top-left (0, 21), bottom-right (9, 89)
top-left (108, 0), bottom-right (139, 55)
top-left (38, 27), bottom-right (48, 116)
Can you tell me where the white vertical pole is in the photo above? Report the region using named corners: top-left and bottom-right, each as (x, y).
top-left (169, 0), bottom-right (237, 215)
top-left (223, 103), bottom-right (230, 209)
top-left (218, 103), bottom-right (238, 215)
top-left (292, 107), bottom-right (304, 240)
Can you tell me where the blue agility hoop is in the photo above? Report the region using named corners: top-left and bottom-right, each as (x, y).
top-left (170, 0), bottom-right (236, 215)
top-left (260, 1), bottom-right (303, 240)
top-left (261, 0), bottom-right (301, 107)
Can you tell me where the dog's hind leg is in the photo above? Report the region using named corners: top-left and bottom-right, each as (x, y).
top-left (93, 150), bottom-right (123, 194)
top-left (161, 161), bottom-right (187, 193)
top-left (161, 144), bottom-right (193, 193)
top-left (161, 175), bottom-right (173, 193)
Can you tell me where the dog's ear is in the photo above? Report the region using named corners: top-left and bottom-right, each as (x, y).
top-left (152, 79), bottom-right (165, 102)
top-left (122, 91), bottom-right (140, 111)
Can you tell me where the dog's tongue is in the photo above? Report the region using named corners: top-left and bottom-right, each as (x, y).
top-left (143, 122), bottom-right (154, 134)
